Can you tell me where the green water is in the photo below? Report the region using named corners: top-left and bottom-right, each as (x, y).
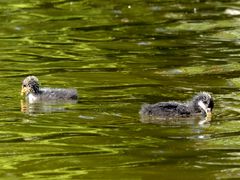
top-left (0, 0), bottom-right (240, 179)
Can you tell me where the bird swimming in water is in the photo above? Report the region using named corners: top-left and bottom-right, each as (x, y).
top-left (139, 92), bottom-right (214, 120)
top-left (21, 76), bottom-right (78, 103)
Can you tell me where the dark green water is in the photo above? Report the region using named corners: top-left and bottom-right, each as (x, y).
top-left (0, 0), bottom-right (240, 179)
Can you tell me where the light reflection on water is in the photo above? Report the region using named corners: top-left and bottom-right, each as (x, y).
top-left (0, 0), bottom-right (239, 179)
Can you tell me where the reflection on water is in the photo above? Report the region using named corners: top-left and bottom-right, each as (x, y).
top-left (0, 0), bottom-right (239, 179)
top-left (20, 99), bottom-right (77, 114)
top-left (139, 114), bottom-right (212, 126)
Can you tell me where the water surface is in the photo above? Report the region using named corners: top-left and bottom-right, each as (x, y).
top-left (0, 0), bottom-right (240, 179)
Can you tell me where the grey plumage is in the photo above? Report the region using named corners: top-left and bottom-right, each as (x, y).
top-left (139, 92), bottom-right (214, 118)
top-left (37, 88), bottom-right (78, 101)
top-left (21, 76), bottom-right (78, 103)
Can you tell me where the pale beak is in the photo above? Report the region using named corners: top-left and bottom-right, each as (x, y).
top-left (198, 100), bottom-right (209, 117)
top-left (21, 87), bottom-right (28, 96)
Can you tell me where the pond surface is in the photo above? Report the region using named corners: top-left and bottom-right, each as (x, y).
top-left (0, 0), bottom-right (240, 179)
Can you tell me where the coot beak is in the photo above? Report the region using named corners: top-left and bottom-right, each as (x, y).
top-left (21, 87), bottom-right (28, 96)
top-left (198, 100), bottom-right (210, 117)
top-left (207, 108), bottom-right (212, 112)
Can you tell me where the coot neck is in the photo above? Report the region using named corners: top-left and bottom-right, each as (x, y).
top-left (31, 85), bottom-right (40, 95)
top-left (187, 101), bottom-right (200, 113)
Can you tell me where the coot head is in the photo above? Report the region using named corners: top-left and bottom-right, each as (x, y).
top-left (192, 92), bottom-right (214, 116)
top-left (21, 76), bottom-right (40, 96)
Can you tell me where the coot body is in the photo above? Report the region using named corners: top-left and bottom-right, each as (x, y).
top-left (140, 92), bottom-right (214, 118)
top-left (21, 76), bottom-right (78, 103)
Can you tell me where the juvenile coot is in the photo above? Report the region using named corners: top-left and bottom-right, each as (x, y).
top-left (139, 92), bottom-right (214, 118)
top-left (21, 76), bottom-right (78, 103)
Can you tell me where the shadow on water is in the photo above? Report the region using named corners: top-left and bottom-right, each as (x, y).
top-left (0, 0), bottom-right (239, 179)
